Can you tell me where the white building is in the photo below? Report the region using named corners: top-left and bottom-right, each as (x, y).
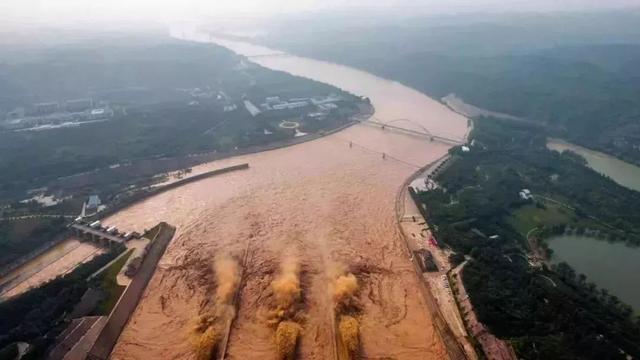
top-left (243, 100), bottom-right (262, 117)
top-left (519, 189), bottom-right (532, 200)
top-left (272, 101), bottom-right (308, 110)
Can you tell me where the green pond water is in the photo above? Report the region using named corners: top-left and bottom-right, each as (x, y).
top-left (548, 235), bottom-right (640, 311)
top-left (546, 139), bottom-right (640, 311)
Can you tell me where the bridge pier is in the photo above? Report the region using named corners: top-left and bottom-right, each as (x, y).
top-left (70, 224), bottom-right (126, 249)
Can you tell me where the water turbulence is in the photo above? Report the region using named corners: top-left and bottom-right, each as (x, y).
top-left (109, 29), bottom-right (468, 359)
top-left (268, 256), bottom-right (304, 360)
top-left (192, 256), bottom-right (241, 360)
top-left (330, 265), bottom-right (361, 360)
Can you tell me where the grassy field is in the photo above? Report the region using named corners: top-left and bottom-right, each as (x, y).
top-left (507, 200), bottom-right (575, 237)
top-left (94, 249), bottom-right (134, 315)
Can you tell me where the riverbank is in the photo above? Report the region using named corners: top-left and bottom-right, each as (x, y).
top-left (396, 154), bottom-right (479, 360)
top-left (402, 153), bottom-right (517, 360)
top-left (441, 94), bottom-right (522, 122)
top-left (0, 238), bottom-right (104, 300)
top-left (92, 163), bottom-right (251, 221)
top-left (442, 93), bottom-right (640, 192)
top-left (0, 227), bottom-right (68, 279)
top-left (88, 223), bottom-right (176, 360)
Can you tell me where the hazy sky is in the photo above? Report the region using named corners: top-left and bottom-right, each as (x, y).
top-left (2, 0), bottom-right (639, 25)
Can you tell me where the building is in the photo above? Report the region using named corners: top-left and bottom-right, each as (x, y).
top-left (65, 98), bottom-right (94, 112)
top-left (34, 102), bottom-right (60, 115)
top-left (86, 195), bottom-right (101, 212)
top-left (89, 108), bottom-right (114, 120)
top-left (265, 96), bottom-right (281, 105)
top-left (223, 104), bottom-right (237, 112)
top-left (243, 100), bottom-right (262, 117)
top-left (310, 94), bottom-right (342, 105)
top-left (519, 189), bottom-right (533, 200)
top-left (317, 103), bottom-right (338, 111)
top-left (272, 101), bottom-right (308, 110)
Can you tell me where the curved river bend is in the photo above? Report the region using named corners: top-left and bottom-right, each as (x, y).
top-left (106, 28), bottom-right (468, 360)
top-left (547, 138), bottom-right (640, 192)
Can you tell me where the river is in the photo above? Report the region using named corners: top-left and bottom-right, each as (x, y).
top-left (546, 139), bottom-right (640, 311)
top-left (0, 238), bottom-right (104, 300)
top-left (102, 28), bottom-right (468, 360)
top-left (547, 138), bottom-right (640, 192)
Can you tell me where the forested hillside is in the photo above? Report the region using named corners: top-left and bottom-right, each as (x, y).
top-left (0, 38), bottom-right (239, 110)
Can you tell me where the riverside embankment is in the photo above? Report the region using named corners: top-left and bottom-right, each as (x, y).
top-left (104, 28), bottom-right (469, 360)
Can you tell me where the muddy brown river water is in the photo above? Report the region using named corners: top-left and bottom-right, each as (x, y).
top-left (107, 30), bottom-right (468, 360)
top-left (0, 238), bottom-right (103, 300)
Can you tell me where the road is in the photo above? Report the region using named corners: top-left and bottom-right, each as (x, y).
top-left (0, 214), bottom-right (75, 221)
top-left (396, 156), bottom-right (478, 360)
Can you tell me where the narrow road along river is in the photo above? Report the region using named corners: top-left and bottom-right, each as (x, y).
top-left (106, 28), bottom-right (469, 360)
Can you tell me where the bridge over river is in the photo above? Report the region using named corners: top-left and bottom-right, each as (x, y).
top-left (361, 117), bottom-right (465, 146)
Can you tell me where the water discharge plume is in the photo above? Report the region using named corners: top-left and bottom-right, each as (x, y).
top-left (214, 256), bottom-right (240, 305)
top-left (272, 256), bottom-right (301, 312)
top-left (194, 326), bottom-right (219, 360)
top-left (192, 314), bottom-right (214, 335)
top-left (267, 256), bottom-right (305, 359)
top-left (332, 272), bottom-right (359, 313)
top-left (338, 315), bottom-right (360, 359)
top-left (275, 321), bottom-right (301, 360)
top-left (191, 256), bottom-right (241, 359)
top-left (330, 268), bottom-right (361, 360)
top-left (333, 273), bottom-right (357, 302)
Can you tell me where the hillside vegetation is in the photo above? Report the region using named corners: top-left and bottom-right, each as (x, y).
top-left (264, 10), bottom-right (640, 165)
top-left (412, 119), bottom-right (640, 359)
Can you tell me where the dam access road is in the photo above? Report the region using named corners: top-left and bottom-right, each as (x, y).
top-left (103, 28), bottom-right (469, 360)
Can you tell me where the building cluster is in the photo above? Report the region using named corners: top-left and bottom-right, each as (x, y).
top-left (518, 188), bottom-right (533, 200)
top-left (187, 87), bottom-right (237, 112)
top-left (240, 93), bottom-right (344, 122)
top-left (2, 98), bottom-right (114, 131)
top-left (186, 86), bottom-right (345, 121)
top-left (79, 195), bottom-right (105, 218)
top-left (257, 94), bottom-right (342, 113)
